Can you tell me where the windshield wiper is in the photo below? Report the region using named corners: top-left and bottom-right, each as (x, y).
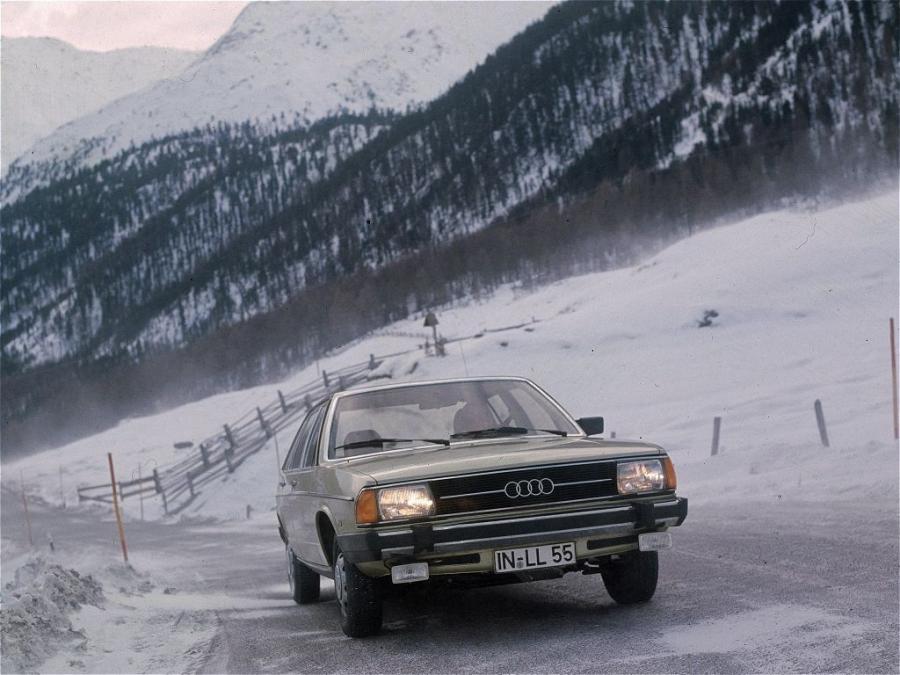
top-left (450, 426), bottom-right (568, 439)
top-left (333, 437), bottom-right (450, 452)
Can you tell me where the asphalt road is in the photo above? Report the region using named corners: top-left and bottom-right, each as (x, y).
top-left (3, 490), bottom-right (897, 673)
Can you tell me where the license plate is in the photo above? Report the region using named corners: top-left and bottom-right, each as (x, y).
top-left (391, 562), bottom-right (429, 584)
top-left (638, 531), bottom-right (672, 551)
top-left (494, 542), bottom-right (576, 573)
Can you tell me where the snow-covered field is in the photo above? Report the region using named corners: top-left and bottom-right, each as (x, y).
top-left (6, 190), bottom-right (898, 522)
top-left (2, 190), bottom-right (897, 673)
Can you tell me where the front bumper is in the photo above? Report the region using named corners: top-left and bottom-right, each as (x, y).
top-left (338, 497), bottom-right (688, 564)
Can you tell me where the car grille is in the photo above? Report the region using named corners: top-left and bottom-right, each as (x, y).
top-left (429, 460), bottom-right (621, 516)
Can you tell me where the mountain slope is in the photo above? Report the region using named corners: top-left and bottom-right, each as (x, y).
top-left (8, 191), bottom-right (898, 513)
top-left (2, 0), bottom-right (896, 375)
top-left (0, 37), bottom-right (196, 170)
top-left (2, 1), bottom-right (553, 196)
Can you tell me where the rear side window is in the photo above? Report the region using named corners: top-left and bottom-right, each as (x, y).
top-left (299, 405), bottom-right (327, 468)
top-left (283, 409), bottom-right (317, 471)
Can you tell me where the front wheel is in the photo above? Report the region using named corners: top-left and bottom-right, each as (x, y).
top-left (287, 545), bottom-right (320, 604)
top-left (601, 550), bottom-right (658, 604)
top-left (333, 546), bottom-right (383, 637)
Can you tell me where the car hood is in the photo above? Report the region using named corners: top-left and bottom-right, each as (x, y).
top-left (336, 436), bottom-right (663, 485)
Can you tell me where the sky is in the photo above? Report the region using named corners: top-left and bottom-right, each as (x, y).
top-left (0, 1), bottom-right (247, 52)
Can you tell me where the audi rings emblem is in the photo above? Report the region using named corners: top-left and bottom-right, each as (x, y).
top-left (504, 478), bottom-right (555, 499)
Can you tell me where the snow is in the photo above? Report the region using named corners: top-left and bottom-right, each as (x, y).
top-left (0, 37), bottom-right (196, 170)
top-left (656, 603), bottom-right (875, 666)
top-left (4, 190), bottom-right (898, 522)
top-left (8, 2), bottom-right (554, 187)
top-left (0, 558), bottom-right (103, 671)
top-left (0, 544), bottom-right (226, 674)
top-left (673, 111), bottom-right (707, 158)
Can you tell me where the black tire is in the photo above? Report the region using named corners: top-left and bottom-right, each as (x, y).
top-left (287, 545), bottom-right (320, 604)
top-left (333, 545), bottom-right (383, 637)
top-left (601, 550), bottom-right (658, 604)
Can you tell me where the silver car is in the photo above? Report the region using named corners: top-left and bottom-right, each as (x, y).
top-left (276, 376), bottom-right (687, 637)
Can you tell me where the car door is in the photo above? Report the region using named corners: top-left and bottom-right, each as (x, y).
top-left (279, 408), bottom-right (318, 549)
top-left (282, 402), bottom-right (329, 566)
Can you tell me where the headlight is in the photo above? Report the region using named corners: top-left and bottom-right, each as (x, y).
top-left (355, 484), bottom-right (435, 524)
top-left (617, 459), bottom-right (666, 494)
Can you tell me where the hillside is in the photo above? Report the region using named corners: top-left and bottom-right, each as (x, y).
top-left (1, 0), bottom-right (897, 454)
top-left (0, 37), bottom-right (196, 170)
top-left (7, 191), bottom-right (897, 520)
top-left (2, 1), bottom-right (553, 192)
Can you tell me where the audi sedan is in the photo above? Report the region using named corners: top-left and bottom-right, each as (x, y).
top-left (276, 376), bottom-right (688, 637)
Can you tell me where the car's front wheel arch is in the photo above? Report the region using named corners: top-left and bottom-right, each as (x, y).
top-left (316, 511), bottom-right (337, 567)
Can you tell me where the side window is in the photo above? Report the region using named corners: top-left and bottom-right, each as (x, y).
top-left (487, 393), bottom-right (512, 426)
top-left (508, 386), bottom-right (557, 429)
top-left (299, 404), bottom-right (327, 468)
top-left (283, 411), bottom-right (316, 471)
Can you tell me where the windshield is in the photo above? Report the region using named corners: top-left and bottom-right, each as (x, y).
top-left (328, 379), bottom-right (579, 458)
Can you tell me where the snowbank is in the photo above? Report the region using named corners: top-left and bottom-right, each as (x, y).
top-left (1, 558), bottom-right (104, 672)
top-left (0, 547), bottom-right (224, 674)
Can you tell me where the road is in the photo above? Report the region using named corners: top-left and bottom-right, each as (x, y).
top-left (2, 489), bottom-right (897, 673)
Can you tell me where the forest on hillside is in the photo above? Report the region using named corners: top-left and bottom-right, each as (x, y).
top-left (2, 0), bottom-right (897, 454)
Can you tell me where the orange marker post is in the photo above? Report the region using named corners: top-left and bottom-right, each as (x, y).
top-left (107, 453), bottom-right (129, 563)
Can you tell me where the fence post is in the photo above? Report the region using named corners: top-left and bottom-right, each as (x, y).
top-left (338, 375), bottom-right (346, 391)
top-left (138, 463), bottom-right (144, 522)
top-left (225, 451), bottom-right (234, 473)
top-left (59, 466), bottom-right (66, 509)
top-left (814, 399), bottom-right (830, 447)
top-left (107, 453), bottom-right (129, 563)
top-left (890, 317), bottom-right (898, 440)
top-left (322, 370), bottom-right (329, 389)
top-left (199, 443), bottom-right (210, 468)
top-left (711, 416), bottom-right (722, 456)
top-left (304, 394), bottom-right (312, 411)
top-left (369, 354), bottom-right (377, 369)
top-left (278, 390), bottom-right (289, 414)
top-left (224, 424), bottom-right (236, 449)
top-left (187, 471), bottom-right (195, 497)
top-left (256, 407), bottom-right (272, 438)
top-left (153, 468), bottom-right (168, 515)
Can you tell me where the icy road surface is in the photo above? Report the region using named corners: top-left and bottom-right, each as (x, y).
top-left (3, 488), bottom-right (896, 673)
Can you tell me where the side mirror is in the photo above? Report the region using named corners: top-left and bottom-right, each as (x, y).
top-left (577, 416), bottom-right (604, 436)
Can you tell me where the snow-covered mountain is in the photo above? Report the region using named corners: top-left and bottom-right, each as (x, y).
top-left (4, 1), bottom-right (553, 192)
top-left (3, 1), bottom-right (895, 371)
top-left (0, 37), bottom-right (196, 170)
top-left (1, 1), bottom-right (896, 456)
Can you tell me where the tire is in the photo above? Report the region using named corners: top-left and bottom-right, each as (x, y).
top-left (601, 550), bottom-right (658, 604)
top-left (287, 545), bottom-right (320, 604)
top-left (333, 545), bottom-right (383, 637)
